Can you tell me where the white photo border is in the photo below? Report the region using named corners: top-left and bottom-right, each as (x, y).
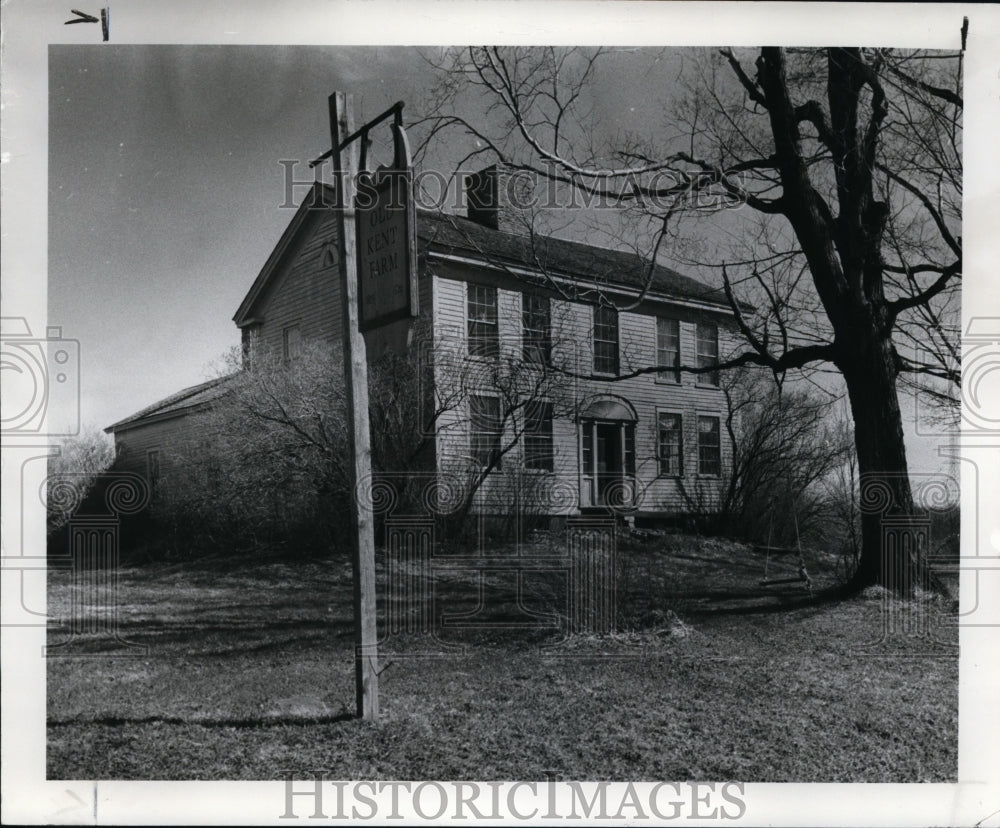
top-left (2, 1), bottom-right (998, 825)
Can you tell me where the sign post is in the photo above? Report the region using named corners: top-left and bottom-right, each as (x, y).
top-left (329, 91), bottom-right (379, 721)
top-left (317, 92), bottom-right (419, 721)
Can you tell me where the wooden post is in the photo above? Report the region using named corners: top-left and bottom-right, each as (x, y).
top-left (330, 91), bottom-right (379, 720)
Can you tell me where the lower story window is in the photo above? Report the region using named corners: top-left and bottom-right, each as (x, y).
top-left (283, 324), bottom-right (302, 362)
top-left (523, 401), bottom-right (554, 471)
top-left (470, 395), bottom-right (502, 468)
top-left (658, 413), bottom-right (683, 476)
top-left (624, 423), bottom-right (636, 477)
top-left (146, 449), bottom-right (161, 496)
top-left (697, 415), bottom-right (721, 476)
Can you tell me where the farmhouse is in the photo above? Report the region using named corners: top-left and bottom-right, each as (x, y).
top-left (106, 166), bottom-right (738, 520)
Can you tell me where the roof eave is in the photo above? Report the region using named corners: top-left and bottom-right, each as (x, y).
top-left (105, 400), bottom-right (213, 434)
top-left (104, 375), bottom-right (237, 434)
top-left (424, 248), bottom-right (738, 316)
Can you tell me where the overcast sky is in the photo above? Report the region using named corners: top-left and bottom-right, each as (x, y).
top-left (46, 42), bottom-right (962, 472)
top-left (48, 45), bottom-right (446, 431)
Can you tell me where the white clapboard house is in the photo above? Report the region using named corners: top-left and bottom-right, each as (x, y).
top-left (106, 166), bottom-right (738, 522)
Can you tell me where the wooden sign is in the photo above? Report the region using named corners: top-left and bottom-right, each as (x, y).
top-left (313, 97), bottom-right (418, 721)
top-left (355, 124), bottom-right (418, 335)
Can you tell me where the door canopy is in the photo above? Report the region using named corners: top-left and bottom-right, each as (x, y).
top-left (578, 396), bottom-right (638, 422)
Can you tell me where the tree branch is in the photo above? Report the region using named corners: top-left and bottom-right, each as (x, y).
top-left (878, 163), bottom-right (962, 257)
top-left (552, 342), bottom-right (836, 384)
top-left (884, 61), bottom-right (963, 109)
top-left (886, 258), bottom-right (961, 325)
top-left (720, 48), bottom-right (768, 109)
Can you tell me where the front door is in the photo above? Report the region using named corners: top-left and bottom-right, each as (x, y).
top-left (595, 422), bottom-right (622, 505)
top-left (580, 419), bottom-right (636, 508)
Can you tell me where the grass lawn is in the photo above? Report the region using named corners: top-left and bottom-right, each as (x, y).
top-left (46, 533), bottom-right (958, 781)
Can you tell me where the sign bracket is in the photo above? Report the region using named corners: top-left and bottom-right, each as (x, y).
top-left (309, 101), bottom-right (405, 170)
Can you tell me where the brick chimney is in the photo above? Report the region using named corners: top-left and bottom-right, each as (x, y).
top-left (464, 164), bottom-right (532, 234)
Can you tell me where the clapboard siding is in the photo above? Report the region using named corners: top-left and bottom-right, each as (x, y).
top-left (429, 269), bottom-right (735, 515)
top-left (251, 208), bottom-right (438, 356)
top-left (111, 408), bottom-right (219, 500)
top-left (250, 207), bottom-right (343, 355)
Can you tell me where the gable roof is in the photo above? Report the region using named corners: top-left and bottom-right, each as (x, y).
top-left (105, 373), bottom-right (238, 433)
top-left (232, 181), bottom-right (734, 327)
top-left (416, 210), bottom-right (731, 310)
top-left (232, 182), bottom-right (334, 328)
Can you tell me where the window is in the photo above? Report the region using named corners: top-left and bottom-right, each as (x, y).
top-left (283, 324), bottom-right (302, 362)
top-left (658, 413), bottom-right (683, 476)
top-left (698, 415), bottom-right (721, 476)
top-left (624, 424), bottom-right (636, 476)
top-left (241, 325), bottom-right (261, 369)
top-left (146, 450), bottom-right (161, 496)
top-left (593, 305), bottom-right (619, 374)
top-left (522, 294), bottom-right (551, 366)
top-left (523, 401), bottom-right (554, 471)
top-left (468, 284), bottom-right (499, 358)
top-left (321, 240), bottom-right (338, 268)
top-left (656, 317), bottom-right (681, 383)
top-left (696, 322), bottom-right (719, 386)
top-left (196, 441), bottom-right (221, 489)
top-left (470, 395), bottom-right (502, 468)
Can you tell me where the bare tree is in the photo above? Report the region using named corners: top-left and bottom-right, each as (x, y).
top-left (417, 46), bottom-right (962, 594)
top-left (690, 368), bottom-right (853, 547)
top-left (158, 317), bottom-right (572, 552)
top-left (432, 315), bottom-right (577, 534)
top-left (156, 342), bottom-right (351, 558)
top-left (46, 425), bottom-right (116, 533)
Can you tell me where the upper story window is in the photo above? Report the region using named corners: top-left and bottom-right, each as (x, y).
top-left (283, 324), bottom-right (302, 362)
top-left (522, 294), bottom-right (552, 366)
top-left (470, 395), bottom-right (502, 468)
top-left (697, 415), bottom-right (722, 476)
top-left (468, 284), bottom-right (499, 358)
top-left (523, 400), bottom-right (554, 471)
top-left (658, 412), bottom-right (683, 476)
top-left (320, 240), bottom-right (338, 268)
top-left (656, 317), bottom-right (681, 384)
top-left (146, 449), bottom-right (161, 497)
top-left (696, 322), bottom-right (720, 386)
top-left (593, 305), bottom-right (619, 375)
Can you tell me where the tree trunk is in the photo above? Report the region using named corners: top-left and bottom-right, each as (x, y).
top-left (840, 330), bottom-right (930, 596)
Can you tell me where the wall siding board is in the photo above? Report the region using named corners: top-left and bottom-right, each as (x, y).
top-left (430, 272), bottom-right (735, 517)
top-left (112, 408), bottom-right (220, 499)
top-left (250, 208), bottom-right (344, 355)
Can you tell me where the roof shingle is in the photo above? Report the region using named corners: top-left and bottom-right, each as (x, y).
top-left (416, 210), bottom-right (731, 309)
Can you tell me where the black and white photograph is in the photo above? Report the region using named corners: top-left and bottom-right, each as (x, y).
top-left (2, 2), bottom-right (998, 825)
